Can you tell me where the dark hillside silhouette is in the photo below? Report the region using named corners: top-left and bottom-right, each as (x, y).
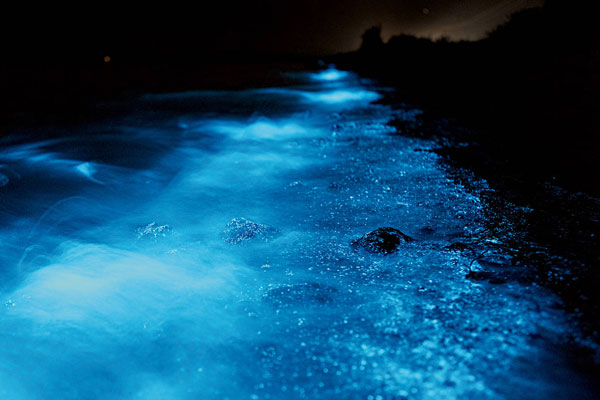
top-left (332, 0), bottom-right (600, 195)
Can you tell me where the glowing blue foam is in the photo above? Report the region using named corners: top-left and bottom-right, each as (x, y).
top-left (302, 89), bottom-right (381, 104)
top-left (310, 68), bottom-right (349, 82)
top-left (204, 119), bottom-right (308, 140)
top-left (75, 162), bottom-right (104, 184)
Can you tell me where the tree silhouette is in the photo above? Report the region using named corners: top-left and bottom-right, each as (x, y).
top-left (360, 25), bottom-right (383, 52)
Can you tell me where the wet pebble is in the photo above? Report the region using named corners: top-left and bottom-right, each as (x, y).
top-left (351, 227), bottom-right (413, 254)
top-left (224, 217), bottom-right (278, 244)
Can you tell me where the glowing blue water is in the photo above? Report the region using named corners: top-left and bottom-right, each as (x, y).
top-left (0, 69), bottom-right (596, 399)
top-left (309, 68), bottom-right (349, 82)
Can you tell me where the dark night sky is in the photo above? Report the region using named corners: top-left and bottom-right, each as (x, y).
top-left (216, 0), bottom-right (544, 53)
top-left (3, 0), bottom-right (543, 61)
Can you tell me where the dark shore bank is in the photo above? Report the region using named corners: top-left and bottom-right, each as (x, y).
top-left (329, 0), bottom-right (600, 362)
top-left (331, 1), bottom-right (599, 195)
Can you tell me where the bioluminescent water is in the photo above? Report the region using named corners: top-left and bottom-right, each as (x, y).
top-left (0, 69), bottom-right (596, 399)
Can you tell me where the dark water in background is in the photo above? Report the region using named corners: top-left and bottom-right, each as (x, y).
top-left (0, 69), bottom-right (597, 399)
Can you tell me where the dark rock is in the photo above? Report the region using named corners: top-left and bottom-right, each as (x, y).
top-left (420, 226), bottom-right (435, 234)
top-left (351, 227), bottom-right (413, 254)
top-left (224, 217), bottom-right (278, 244)
top-left (466, 270), bottom-right (507, 284)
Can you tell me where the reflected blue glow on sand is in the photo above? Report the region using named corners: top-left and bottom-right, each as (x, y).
top-left (0, 68), bottom-right (595, 400)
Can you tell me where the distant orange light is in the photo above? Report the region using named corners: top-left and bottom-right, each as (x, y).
top-left (104, 56), bottom-right (111, 63)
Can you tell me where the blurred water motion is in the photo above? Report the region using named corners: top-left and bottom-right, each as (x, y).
top-left (0, 68), bottom-right (596, 400)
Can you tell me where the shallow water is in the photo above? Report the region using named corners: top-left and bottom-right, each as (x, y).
top-left (0, 68), bottom-right (596, 399)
